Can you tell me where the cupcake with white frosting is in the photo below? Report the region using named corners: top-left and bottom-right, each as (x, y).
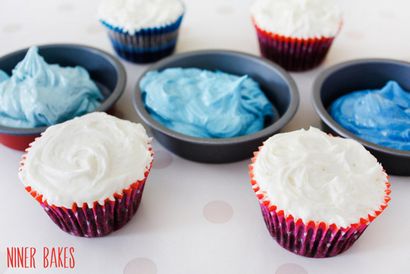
top-left (249, 127), bottom-right (391, 257)
top-left (251, 0), bottom-right (342, 71)
top-left (99, 0), bottom-right (185, 63)
top-left (19, 112), bottom-right (153, 237)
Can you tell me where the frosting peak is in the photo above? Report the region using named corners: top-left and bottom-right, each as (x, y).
top-left (0, 46), bottom-right (103, 128)
top-left (330, 81), bottom-right (410, 151)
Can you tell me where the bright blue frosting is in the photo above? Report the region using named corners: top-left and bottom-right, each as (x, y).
top-left (0, 46), bottom-right (103, 128)
top-left (140, 68), bottom-right (276, 138)
top-left (330, 81), bottom-right (410, 151)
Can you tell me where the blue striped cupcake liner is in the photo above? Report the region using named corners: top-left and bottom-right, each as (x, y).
top-left (101, 15), bottom-right (184, 63)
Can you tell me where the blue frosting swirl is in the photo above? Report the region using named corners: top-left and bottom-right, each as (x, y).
top-left (330, 81), bottom-right (410, 151)
top-left (140, 68), bottom-right (276, 138)
top-left (0, 46), bottom-right (103, 128)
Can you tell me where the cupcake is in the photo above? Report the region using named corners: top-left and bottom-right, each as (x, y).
top-left (251, 0), bottom-right (342, 71)
top-left (18, 112), bottom-right (153, 237)
top-left (249, 127), bottom-right (391, 257)
top-left (98, 0), bottom-right (185, 63)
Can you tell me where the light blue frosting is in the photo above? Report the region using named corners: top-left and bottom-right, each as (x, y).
top-left (140, 68), bottom-right (276, 138)
top-left (330, 81), bottom-right (410, 151)
top-left (0, 46), bottom-right (103, 128)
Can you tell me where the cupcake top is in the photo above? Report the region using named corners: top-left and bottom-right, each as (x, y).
top-left (251, 0), bottom-right (342, 38)
top-left (330, 81), bottom-right (410, 151)
top-left (98, 0), bottom-right (184, 34)
top-left (0, 46), bottom-right (103, 128)
top-left (252, 127), bottom-right (388, 228)
top-left (140, 68), bottom-right (276, 138)
top-left (19, 112), bottom-right (152, 208)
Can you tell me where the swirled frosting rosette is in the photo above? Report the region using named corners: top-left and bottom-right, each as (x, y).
top-left (19, 112), bottom-right (153, 237)
top-left (249, 127), bottom-right (391, 257)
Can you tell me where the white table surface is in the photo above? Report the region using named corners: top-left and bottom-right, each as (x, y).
top-left (0, 0), bottom-right (409, 273)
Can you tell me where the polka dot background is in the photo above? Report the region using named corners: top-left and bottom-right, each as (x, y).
top-left (203, 201), bottom-right (234, 224)
top-left (85, 23), bottom-right (104, 35)
top-left (56, 2), bottom-right (75, 12)
top-left (215, 5), bottom-right (235, 15)
top-left (345, 31), bottom-right (365, 40)
top-left (276, 264), bottom-right (308, 274)
top-left (0, 0), bottom-right (409, 274)
top-left (2, 24), bottom-right (21, 33)
top-left (124, 258), bottom-right (157, 274)
top-left (152, 150), bottom-right (174, 170)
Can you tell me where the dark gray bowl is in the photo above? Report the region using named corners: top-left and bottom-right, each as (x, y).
top-left (133, 50), bottom-right (299, 163)
top-left (313, 58), bottom-right (410, 176)
top-left (0, 44), bottom-right (126, 150)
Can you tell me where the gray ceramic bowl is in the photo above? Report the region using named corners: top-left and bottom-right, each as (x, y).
top-left (0, 44), bottom-right (126, 151)
top-left (313, 58), bottom-right (410, 176)
top-left (133, 50), bottom-right (299, 163)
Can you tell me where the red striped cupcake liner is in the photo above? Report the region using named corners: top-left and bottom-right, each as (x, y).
top-left (253, 20), bottom-right (340, 71)
top-left (19, 143), bottom-right (153, 238)
top-left (249, 147), bottom-right (391, 258)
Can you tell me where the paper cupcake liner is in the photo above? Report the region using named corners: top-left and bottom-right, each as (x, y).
top-left (20, 144), bottom-right (153, 238)
top-left (253, 22), bottom-right (337, 71)
top-left (101, 15), bottom-right (184, 63)
top-left (249, 148), bottom-right (391, 258)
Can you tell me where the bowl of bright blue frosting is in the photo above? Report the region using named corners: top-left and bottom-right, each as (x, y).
top-left (313, 59), bottom-right (410, 176)
top-left (0, 44), bottom-right (126, 150)
top-left (134, 50), bottom-right (299, 163)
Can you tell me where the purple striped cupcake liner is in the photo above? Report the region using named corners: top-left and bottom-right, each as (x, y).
top-left (20, 147), bottom-right (153, 238)
top-left (259, 202), bottom-right (368, 257)
top-left (101, 15), bottom-right (184, 63)
top-left (249, 148), bottom-right (391, 258)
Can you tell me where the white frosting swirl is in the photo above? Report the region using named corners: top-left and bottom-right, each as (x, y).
top-left (252, 127), bottom-right (388, 228)
top-left (19, 112), bottom-right (153, 208)
top-left (98, 0), bottom-right (185, 34)
top-left (251, 0), bottom-right (342, 38)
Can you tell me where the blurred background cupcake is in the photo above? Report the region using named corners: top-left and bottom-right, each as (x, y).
top-left (19, 112), bottom-right (153, 237)
top-left (251, 0), bottom-right (342, 71)
top-left (99, 0), bottom-right (185, 63)
top-left (249, 127), bottom-right (390, 257)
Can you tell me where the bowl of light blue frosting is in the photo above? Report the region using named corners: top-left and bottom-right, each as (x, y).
top-left (313, 59), bottom-right (410, 176)
top-left (134, 50), bottom-right (299, 163)
top-left (0, 44), bottom-right (126, 150)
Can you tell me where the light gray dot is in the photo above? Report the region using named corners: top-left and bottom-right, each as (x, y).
top-left (2, 24), bottom-right (22, 33)
top-left (57, 2), bottom-right (75, 12)
top-left (276, 263), bottom-right (308, 274)
top-left (203, 201), bottom-right (233, 224)
top-left (345, 31), bottom-right (364, 40)
top-left (124, 258), bottom-right (157, 274)
top-left (378, 10), bottom-right (396, 19)
top-left (216, 5), bottom-right (235, 15)
top-left (153, 150), bottom-right (173, 169)
top-left (86, 24), bottom-right (104, 34)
